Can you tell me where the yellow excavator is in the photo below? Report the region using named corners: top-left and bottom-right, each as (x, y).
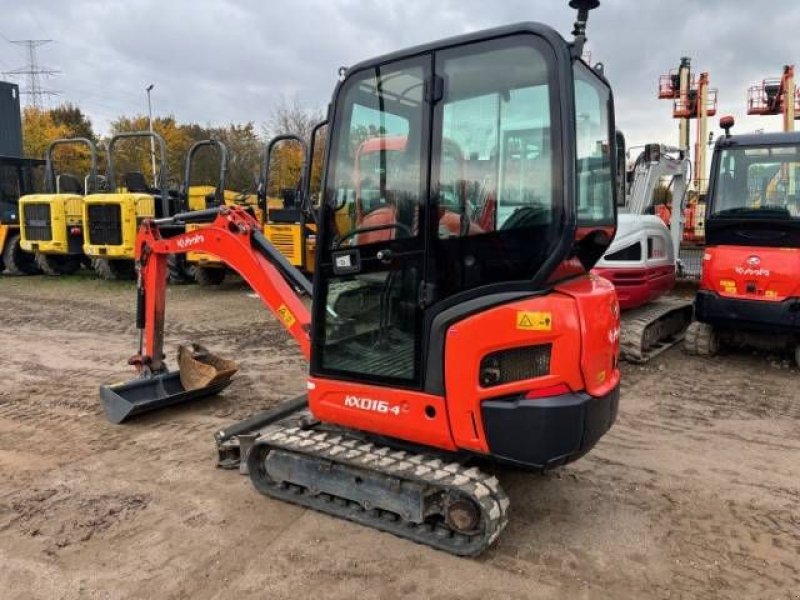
top-left (82, 131), bottom-right (175, 280)
top-left (18, 137), bottom-right (100, 275)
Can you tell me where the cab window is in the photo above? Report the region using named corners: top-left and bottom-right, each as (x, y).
top-left (436, 43), bottom-right (555, 238)
top-left (574, 62), bottom-right (614, 226)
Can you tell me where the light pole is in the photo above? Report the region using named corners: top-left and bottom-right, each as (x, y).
top-left (145, 83), bottom-right (156, 186)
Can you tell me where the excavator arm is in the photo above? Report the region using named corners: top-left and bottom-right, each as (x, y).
top-left (134, 205), bottom-right (312, 372)
top-left (100, 205), bottom-right (312, 423)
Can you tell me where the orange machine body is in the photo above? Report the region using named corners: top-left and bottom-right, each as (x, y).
top-left (701, 245), bottom-right (800, 302)
top-left (309, 274), bottom-right (620, 459)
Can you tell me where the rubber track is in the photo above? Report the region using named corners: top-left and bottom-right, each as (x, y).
top-left (684, 321), bottom-right (717, 356)
top-left (621, 297), bottom-right (694, 363)
top-left (247, 418), bottom-right (509, 556)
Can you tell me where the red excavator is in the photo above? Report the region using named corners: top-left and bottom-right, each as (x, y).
top-left (685, 116), bottom-right (800, 366)
top-left (101, 0), bottom-right (621, 555)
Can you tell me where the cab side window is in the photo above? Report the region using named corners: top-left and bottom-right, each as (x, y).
top-left (575, 63), bottom-right (614, 227)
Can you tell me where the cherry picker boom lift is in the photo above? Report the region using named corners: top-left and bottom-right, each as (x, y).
top-left (100, 1), bottom-right (621, 555)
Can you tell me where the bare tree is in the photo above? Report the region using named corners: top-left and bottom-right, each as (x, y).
top-left (263, 95), bottom-right (325, 142)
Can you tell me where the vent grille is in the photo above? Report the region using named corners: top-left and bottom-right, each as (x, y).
top-left (87, 204), bottom-right (122, 245)
top-left (22, 203), bottom-right (52, 241)
top-left (271, 232), bottom-right (296, 251)
top-left (479, 344), bottom-right (551, 387)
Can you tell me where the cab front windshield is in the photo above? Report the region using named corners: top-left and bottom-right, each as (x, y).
top-left (713, 144), bottom-right (800, 219)
top-left (317, 35), bottom-right (568, 386)
top-left (325, 38), bottom-right (561, 251)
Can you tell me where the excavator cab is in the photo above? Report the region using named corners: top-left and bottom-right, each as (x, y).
top-left (19, 137), bottom-right (100, 275)
top-left (312, 24), bottom-right (619, 390)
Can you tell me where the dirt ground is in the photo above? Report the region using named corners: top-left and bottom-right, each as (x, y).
top-left (0, 273), bottom-right (798, 600)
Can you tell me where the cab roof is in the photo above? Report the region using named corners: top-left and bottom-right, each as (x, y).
top-left (717, 131), bottom-right (800, 148)
top-left (343, 22), bottom-right (569, 76)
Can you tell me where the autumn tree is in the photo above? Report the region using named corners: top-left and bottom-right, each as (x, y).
top-left (22, 107), bottom-right (70, 160)
top-left (50, 104), bottom-right (95, 141)
top-left (108, 115), bottom-right (192, 189)
top-left (22, 106), bottom-right (97, 190)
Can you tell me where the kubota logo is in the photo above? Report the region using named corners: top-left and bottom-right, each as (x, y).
top-left (735, 266), bottom-right (770, 277)
top-left (747, 255), bottom-right (761, 266)
top-left (176, 233), bottom-right (205, 249)
top-left (344, 394), bottom-right (402, 416)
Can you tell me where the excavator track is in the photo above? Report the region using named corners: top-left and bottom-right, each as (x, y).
top-left (620, 297), bottom-right (694, 363)
top-left (237, 410), bottom-right (508, 556)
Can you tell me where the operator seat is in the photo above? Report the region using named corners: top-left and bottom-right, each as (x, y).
top-left (355, 148), bottom-right (417, 246)
top-left (57, 173), bottom-right (84, 194)
top-left (124, 171), bottom-right (150, 193)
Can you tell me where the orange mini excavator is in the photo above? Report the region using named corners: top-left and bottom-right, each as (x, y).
top-left (101, 1), bottom-right (621, 555)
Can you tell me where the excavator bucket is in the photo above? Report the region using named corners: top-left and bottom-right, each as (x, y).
top-left (100, 344), bottom-right (238, 424)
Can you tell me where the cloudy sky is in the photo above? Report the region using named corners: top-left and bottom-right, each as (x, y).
top-left (1, 0), bottom-right (798, 154)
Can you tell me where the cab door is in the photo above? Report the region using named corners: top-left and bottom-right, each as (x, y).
top-left (311, 55), bottom-right (433, 389)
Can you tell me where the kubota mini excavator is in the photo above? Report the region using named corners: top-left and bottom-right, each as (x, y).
top-left (101, 1), bottom-right (621, 555)
top-left (685, 116), bottom-right (800, 366)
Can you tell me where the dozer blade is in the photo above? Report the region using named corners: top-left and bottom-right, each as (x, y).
top-left (100, 344), bottom-right (238, 424)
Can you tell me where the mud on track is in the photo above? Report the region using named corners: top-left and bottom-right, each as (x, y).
top-left (1, 273), bottom-right (798, 599)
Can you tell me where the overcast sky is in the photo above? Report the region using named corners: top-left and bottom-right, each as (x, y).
top-left (1, 0), bottom-right (798, 155)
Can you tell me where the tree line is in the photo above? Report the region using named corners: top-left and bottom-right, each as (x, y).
top-left (22, 97), bottom-right (325, 198)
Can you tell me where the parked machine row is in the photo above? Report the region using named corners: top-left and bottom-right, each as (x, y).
top-left (9, 130), bottom-right (319, 283)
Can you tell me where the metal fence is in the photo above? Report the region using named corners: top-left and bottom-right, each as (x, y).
top-left (678, 243), bottom-right (704, 280)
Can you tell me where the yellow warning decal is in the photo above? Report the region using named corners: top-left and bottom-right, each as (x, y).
top-left (720, 279), bottom-right (735, 288)
top-left (516, 311), bottom-right (552, 331)
top-left (277, 304), bottom-right (297, 328)
top-left (765, 290), bottom-right (778, 298)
